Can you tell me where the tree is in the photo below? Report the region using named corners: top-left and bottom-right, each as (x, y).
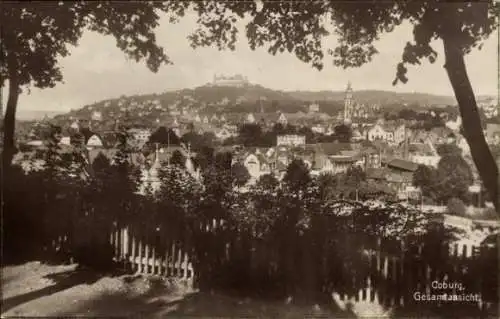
top-left (231, 162), bottom-right (251, 187)
top-left (214, 151), bottom-right (233, 170)
top-left (187, 1), bottom-right (499, 211)
top-left (413, 164), bottom-right (439, 202)
top-left (1, 2), bottom-right (188, 168)
top-left (333, 124), bottom-right (352, 143)
top-left (149, 127), bottom-right (181, 146)
top-left (437, 154), bottom-right (474, 204)
top-left (436, 143), bottom-right (462, 157)
top-left (283, 159), bottom-right (311, 194)
top-left (447, 197), bottom-right (467, 217)
top-left (238, 123), bottom-right (263, 146)
top-left (170, 150), bottom-right (186, 168)
top-left (181, 131), bottom-right (215, 151)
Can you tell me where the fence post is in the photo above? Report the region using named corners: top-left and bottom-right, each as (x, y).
top-left (131, 232), bottom-right (136, 272)
top-left (145, 236), bottom-right (150, 274)
top-left (138, 236), bottom-right (143, 274)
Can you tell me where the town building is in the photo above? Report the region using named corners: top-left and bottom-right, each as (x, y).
top-left (211, 74), bottom-right (249, 87)
top-left (344, 82), bottom-right (354, 122)
top-left (309, 103), bottom-right (320, 113)
top-left (277, 134), bottom-right (306, 147)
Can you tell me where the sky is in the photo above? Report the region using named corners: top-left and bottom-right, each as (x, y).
top-left (4, 9), bottom-right (499, 112)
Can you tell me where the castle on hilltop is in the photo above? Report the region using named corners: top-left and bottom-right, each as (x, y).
top-left (211, 74), bottom-right (249, 87)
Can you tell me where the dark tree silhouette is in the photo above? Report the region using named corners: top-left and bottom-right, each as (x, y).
top-left (413, 164), bottom-right (439, 202)
top-left (181, 131), bottom-right (215, 151)
top-left (436, 143), bottom-right (462, 157)
top-left (231, 162), bottom-right (251, 187)
top-left (283, 159), bottom-right (311, 193)
top-left (149, 127), bottom-right (180, 146)
top-left (186, 1), bottom-right (499, 211)
top-left (238, 123), bottom-right (263, 147)
top-left (170, 150), bottom-right (186, 168)
top-left (334, 124), bottom-right (352, 143)
top-left (437, 153), bottom-right (474, 204)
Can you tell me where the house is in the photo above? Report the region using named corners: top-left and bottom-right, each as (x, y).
top-left (245, 113), bottom-right (256, 124)
top-left (194, 114), bottom-right (202, 123)
top-left (309, 103), bottom-right (320, 113)
top-left (215, 128), bottom-right (234, 141)
top-left (410, 154), bottom-right (440, 168)
top-left (277, 134), bottom-right (306, 147)
top-left (277, 113), bottom-right (288, 126)
top-left (392, 124), bottom-right (408, 145)
top-left (315, 142), bottom-right (353, 157)
top-left (70, 120), bottom-right (80, 131)
top-left (128, 128), bottom-right (151, 144)
top-left (455, 135), bottom-right (471, 155)
top-left (311, 124), bottom-right (326, 134)
top-left (361, 147), bottom-right (381, 169)
top-left (382, 158), bottom-right (419, 195)
top-left (243, 152), bottom-right (271, 182)
top-left (325, 125), bottom-right (335, 136)
top-left (91, 111), bottom-right (103, 121)
top-left (407, 141), bottom-right (440, 167)
top-left (311, 156), bottom-right (333, 176)
top-left (86, 134), bottom-right (104, 149)
top-left (59, 136), bottom-right (71, 146)
top-left (445, 116), bottom-right (462, 131)
top-left (366, 124), bottom-right (388, 142)
top-left (485, 123), bottom-right (500, 145)
top-left (352, 128), bottom-right (364, 141)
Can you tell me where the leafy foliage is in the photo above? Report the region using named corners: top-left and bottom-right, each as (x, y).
top-left (333, 124), bottom-right (352, 143)
top-left (170, 149), bottom-right (186, 167)
top-left (148, 126), bottom-right (181, 146)
top-left (231, 162), bottom-right (251, 187)
top-left (437, 153), bottom-right (474, 204)
top-left (413, 164), bottom-right (439, 202)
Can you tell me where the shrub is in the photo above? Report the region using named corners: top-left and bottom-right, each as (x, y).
top-left (447, 197), bottom-right (466, 216)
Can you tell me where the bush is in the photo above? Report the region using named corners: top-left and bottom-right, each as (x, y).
top-left (447, 197), bottom-right (466, 216)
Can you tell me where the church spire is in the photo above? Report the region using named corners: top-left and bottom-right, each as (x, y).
top-left (344, 81), bottom-right (353, 124)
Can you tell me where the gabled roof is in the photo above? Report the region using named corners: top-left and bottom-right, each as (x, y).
top-left (366, 167), bottom-right (388, 180)
top-left (329, 155), bottom-right (360, 163)
top-left (387, 158), bottom-right (419, 172)
top-left (316, 142), bottom-right (353, 156)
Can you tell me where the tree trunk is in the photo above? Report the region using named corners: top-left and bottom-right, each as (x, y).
top-left (442, 37), bottom-right (499, 213)
top-left (2, 64), bottom-right (20, 170)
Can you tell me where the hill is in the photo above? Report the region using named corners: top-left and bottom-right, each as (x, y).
top-left (51, 83), bottom-right (491, 127)
top-left (286, 90), bottom-right (457, 106)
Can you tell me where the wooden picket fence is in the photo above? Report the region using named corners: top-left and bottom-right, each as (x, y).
top-left (49, 219), bottom-right (496, 313)
top-left (108, 226), bottom-right (195, 282)
top-left (334, 239), bottom-right (497, 313)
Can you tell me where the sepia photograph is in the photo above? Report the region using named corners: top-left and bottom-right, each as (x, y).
top-left (1, 0), bottom-right (499, 317)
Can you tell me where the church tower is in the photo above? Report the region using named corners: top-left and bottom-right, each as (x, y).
top-left (343, 81), bottom-right (353, 123)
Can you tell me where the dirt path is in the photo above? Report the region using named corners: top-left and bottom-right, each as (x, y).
top-left (1, 262), bottom-right (353, 318)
